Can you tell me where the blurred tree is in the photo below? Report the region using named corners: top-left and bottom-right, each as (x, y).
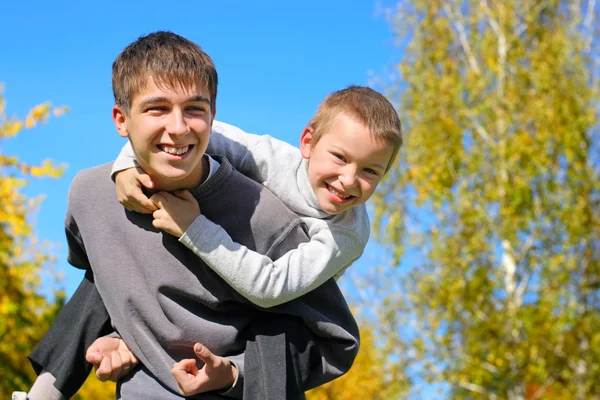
top-left (0, 86), bottom-right (113, 398)
top-left (371, 0), bottom-right (600, 399)
top-left (0, 85), bottom-right (66, 395)
top-left (306, 321), bottom-right (409, 400)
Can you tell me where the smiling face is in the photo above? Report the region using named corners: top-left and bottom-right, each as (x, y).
top-left (300, 113), bottom-right (395, 215)
top-left (113, 76), bottom-right (215, 191)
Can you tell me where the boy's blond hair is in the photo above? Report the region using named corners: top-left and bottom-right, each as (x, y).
top-left (112, 31), bottom-right (218, 114)
top-left (308, 86), bottom-right (402, 171)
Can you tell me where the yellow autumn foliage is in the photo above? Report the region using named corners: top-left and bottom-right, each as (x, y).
top-left (0, 85), bottom-right (111, 399)
top-left (306, 322), bottom-right (407, 400)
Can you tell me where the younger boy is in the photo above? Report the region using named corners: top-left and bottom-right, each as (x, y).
top-left (111, 86), bottom-right (403, 395)
top-left (113, 86), bottom-right (403, 309)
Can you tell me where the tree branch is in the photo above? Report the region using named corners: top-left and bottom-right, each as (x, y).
top-left (458, 381), bottom-right (498, 399)
top-left (467, 114), bottom-right (494, 146)
top-left (443, 2), bottom-right (481, 74)
top-left (514, 0), bottom-right (549, 37)
top-left (584, 0), bottom-right (596, 53)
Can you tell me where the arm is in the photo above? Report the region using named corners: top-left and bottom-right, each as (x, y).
top-left (111, 121), bottom-right (299, 187)
top-left (109, 121), bottom-right (267, 179)
top-left (180, 215), bottom-right (363, 308)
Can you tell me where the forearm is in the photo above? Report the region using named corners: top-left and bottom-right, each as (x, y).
top-left (180, 216), bottom-right (358, 308)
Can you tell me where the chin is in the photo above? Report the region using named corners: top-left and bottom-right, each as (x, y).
top-left (152, 168), bottom-right (191, 182)
top-left (318, 200), bottom-right (338, 215)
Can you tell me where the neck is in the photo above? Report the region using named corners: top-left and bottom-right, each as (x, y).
top-left (151, 156), bottom-right (209, 192)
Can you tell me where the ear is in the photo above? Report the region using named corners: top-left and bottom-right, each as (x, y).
top-left (299, 126), bottom-right (314, 160)
top-left (113, 105), bottom-right (129, 138)
top-left (209, 105), bottom-right (217, 132)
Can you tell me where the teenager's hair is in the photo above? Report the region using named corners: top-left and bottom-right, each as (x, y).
top-left (308, 85), bottom-right (403, 171)
top-left (112, 31), bottom-right (218, 113)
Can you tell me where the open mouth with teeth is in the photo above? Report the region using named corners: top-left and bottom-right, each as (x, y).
top-left (326, 183), bottom-right (354, 201)
top-left (158, 144), bottom-right (194, 157)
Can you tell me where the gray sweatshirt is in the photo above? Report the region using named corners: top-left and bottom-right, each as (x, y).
top-left (67, 157), bottom-right (359, 398)
top-left (111, 121), bottom-right (370, 308)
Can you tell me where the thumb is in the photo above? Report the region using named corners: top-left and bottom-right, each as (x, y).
top-left (142, 177), bottom-right (154, 189)
top-left (193, 343), bottom-right (216, 367)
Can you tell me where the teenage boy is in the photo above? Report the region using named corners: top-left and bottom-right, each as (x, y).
top-left (22, 31), bottom-right (359, 400)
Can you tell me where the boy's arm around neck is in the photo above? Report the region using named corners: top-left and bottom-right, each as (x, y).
top-left (180, 215), bottom-right (366, 308)
top-left (110, 121), bottom-right (308, 210)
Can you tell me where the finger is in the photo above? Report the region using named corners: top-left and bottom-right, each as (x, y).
top-left (171, 359), bottom-right (199, 384)
top-left (152, 218), bottom-right (163, 230)
top-left (85, 351), bottom-right (103, 365)
top-left (159, 191), bottom-right (180, 204)
top-left (118, 349), bottom-right (133, 371)
top-left (135, 167), bottom-right (155, 189)
top-left (152, 208), bottom-right (164, 219)
top-left (96, 355), bottom-right (113, 381)
top-left (128, 350), bottom-right (139, 365)
top-left (174, 190), bottom-right (196, 204)
top-left (109, 351), bottom-right (123, 382)
top-left (130, 188), bottom-right (158, 213)
top-left (149, 193), bottom-right (165, 208)
top-left (134, 195), bottom-right (159, 213)
top-left (121, 203), bottom-right (134, 212)
top-left (172, 360), bottom-right (204, 396)
top-left (172, 359), bottom-right (197, 373)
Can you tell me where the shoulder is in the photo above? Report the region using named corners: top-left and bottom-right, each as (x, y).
top-left (226, 168), bottom-right (309, 247)
top-left (68, 163), bottom-right (114, 206)
top-left (329, 204), bottom-right (371, 245)
top-left (227, 167), bottom-right (299, 222)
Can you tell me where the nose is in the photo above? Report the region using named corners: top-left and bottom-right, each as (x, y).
top-left (165, 109), bottom-right (188, 136)
top-left (338, 165), bottom-right (358, 189)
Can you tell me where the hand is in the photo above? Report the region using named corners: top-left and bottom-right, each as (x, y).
top-left (115, 166), bottom-right (158, 214)
top-left (171, 343), bottom-right (237, 396)
top-left (150, 190), bottom-right (200, 237)
top-left (86, 336), bottom-right (139, 382)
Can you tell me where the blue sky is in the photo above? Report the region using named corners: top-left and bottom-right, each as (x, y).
top-left (1, 1), bottom-right (450, 397)
top-left (2, 0), bottom-right (400, 296)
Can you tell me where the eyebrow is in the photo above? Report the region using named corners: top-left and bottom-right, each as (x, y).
top-left (138, 95), bottom-right (211, 109)
top-left (367, 162), bottom-right (387, 171)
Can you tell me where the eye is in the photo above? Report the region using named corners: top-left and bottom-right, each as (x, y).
top-left (147, 106), bottom-right (168, 112)
top-left (332, 153), bottom-right (346, 162)
top-left (187, 106), bottom-right (206, 113)
top-left (363, 168), bottom-right (379, 176)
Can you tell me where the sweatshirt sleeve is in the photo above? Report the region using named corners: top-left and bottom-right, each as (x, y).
top-left (110, 140), bottom-right (138, 178)
top-left (179, 215), bottom-right (363, 308)
top-left (207, 121), bottom-right (301, 185)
